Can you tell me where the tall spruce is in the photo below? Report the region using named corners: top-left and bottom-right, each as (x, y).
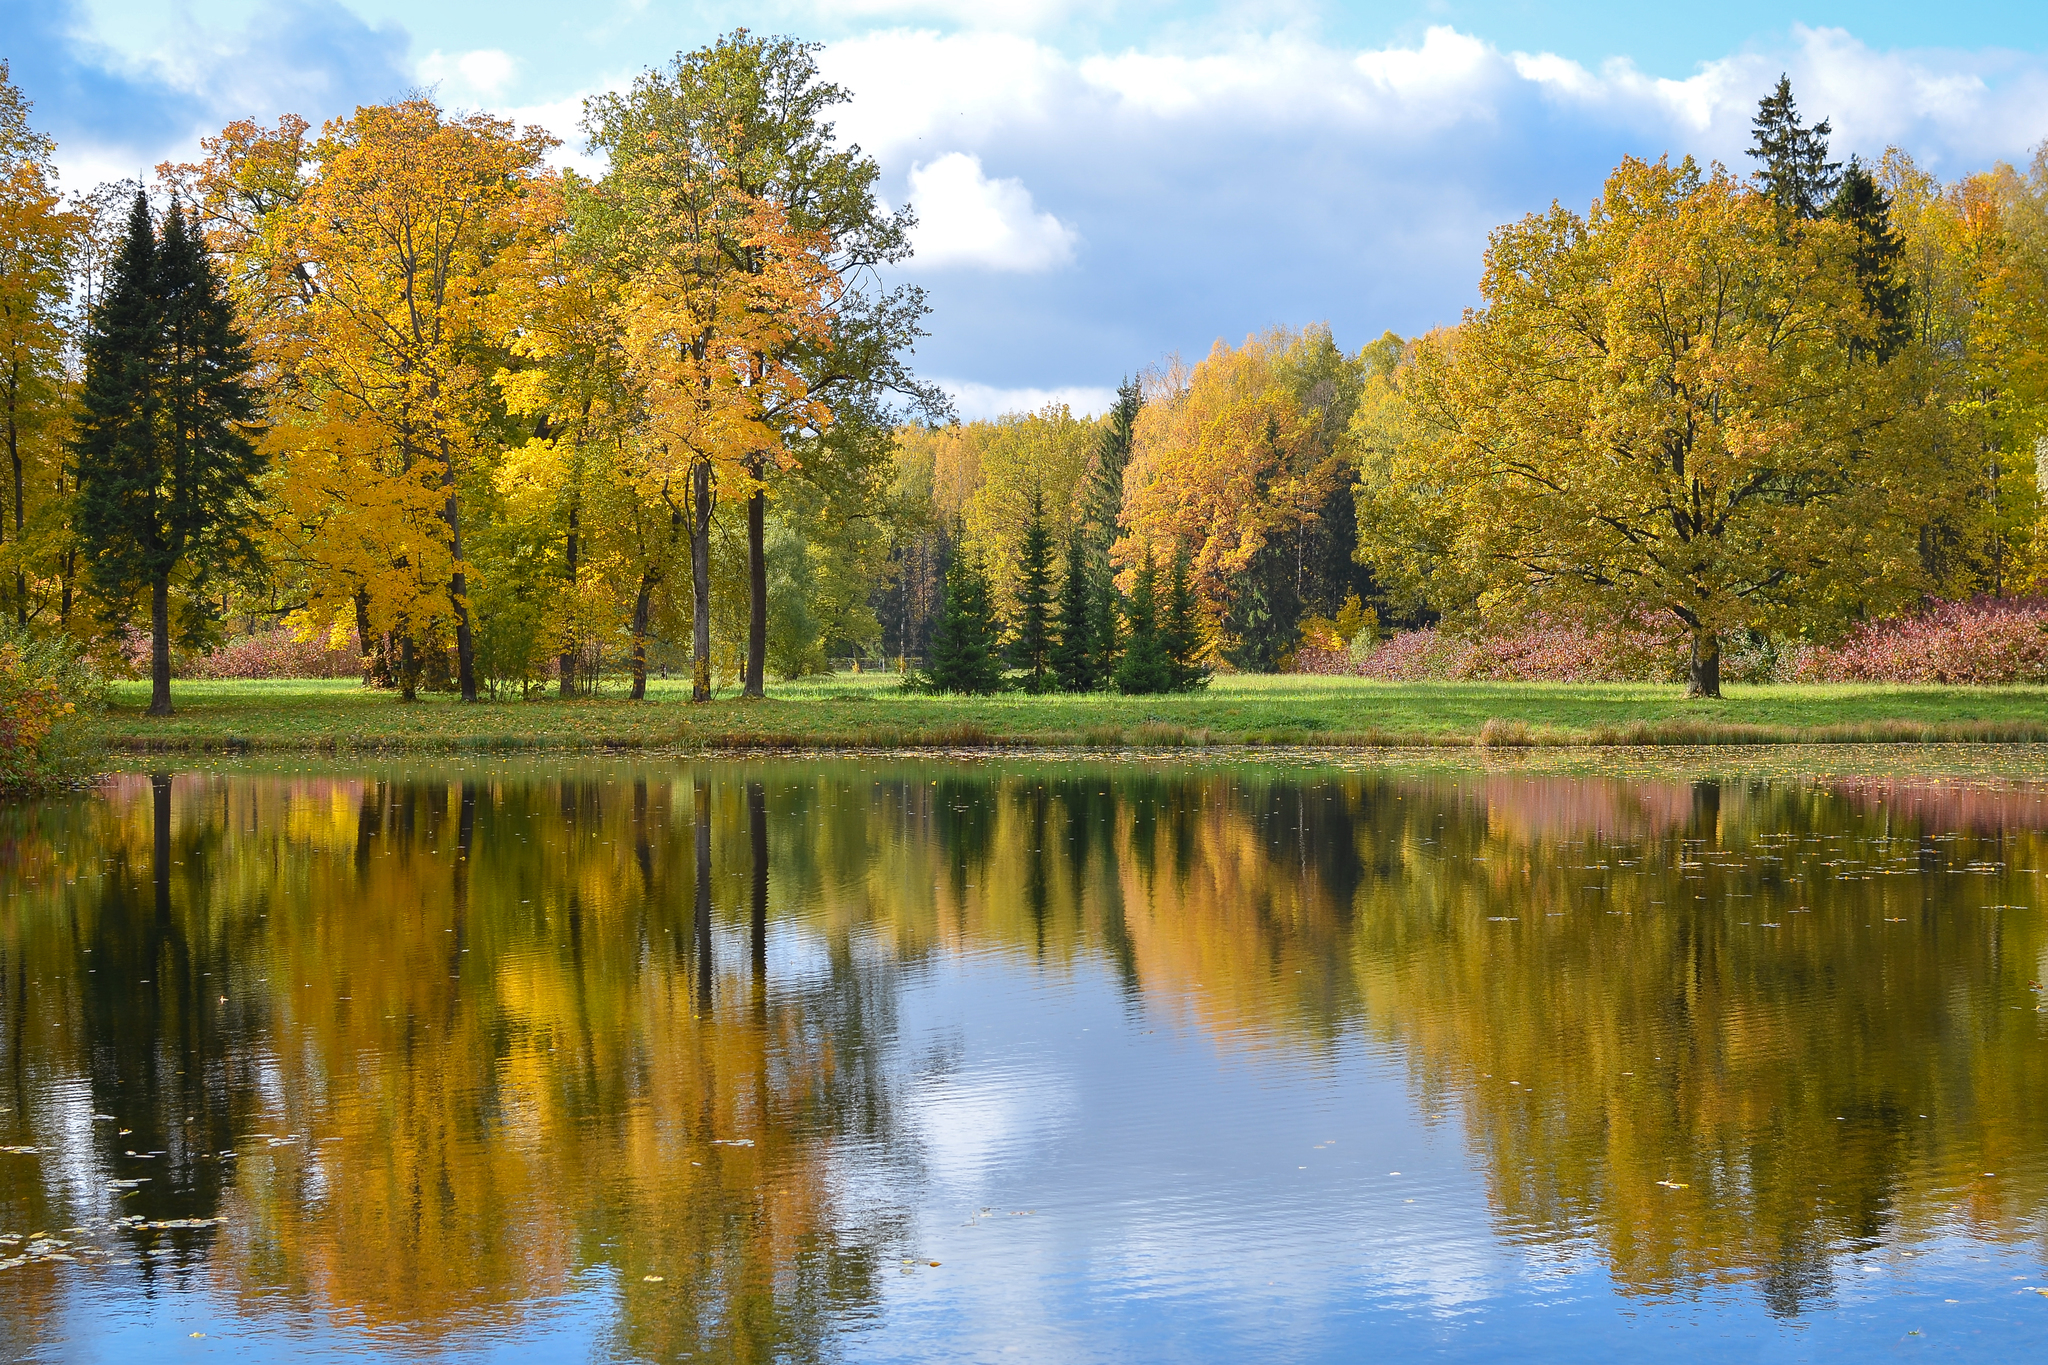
top-left (1828, 157), bottom-right (1911, 359)
top-left (926, 546), bottom-right (1004, 694)
top-left (1748, 75), bottom-right (1839, 221)
top-left (74, 195), bottom-right (264, 717)
top-left (1083, 376), bottom-right (1140, 553)
top-left (1162, 547), bottom-right (1210, 692)
top-left (1114, 547), bottom-right (1171, 695)
top-left (1007, 487), bottom-right (1055, 692)
top-left (1088, 568), bottom-right (1119, 688)
top-left (1049, 526), bottom-right (1096, 692)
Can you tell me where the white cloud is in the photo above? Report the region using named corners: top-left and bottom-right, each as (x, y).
top-left (907, 152), bottom-right (1078, 271)
top-left (940, 379), bottom-right (1117, 420)
top-left (418, 47), bottom-right (519, 102)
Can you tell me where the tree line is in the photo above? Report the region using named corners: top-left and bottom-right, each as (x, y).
top-left (7, 57), bottom-right (2048, 706)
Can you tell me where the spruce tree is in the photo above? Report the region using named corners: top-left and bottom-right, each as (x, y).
top-left (1049, 525), bottom-right (1096, 692)
top-left (926, 547), bottom-right (1004, 694)
top-left (1083, 377), bottom-right (1141, 552)
top-left (1828, 157), bottom-right (1911, 359)
top-left (1088, 568), bottom-right (1119, 689)
top-left (74, 195), bottom-right (263, 717)
top-left (1114, 547), bottom-right (1171, 695)
top-left (1748, 75), bottom-right (1839, 221)
top-left (1006, 487), bottom-right (1054, 692)
top-left (1162, 546), bottom-right (1210, 692)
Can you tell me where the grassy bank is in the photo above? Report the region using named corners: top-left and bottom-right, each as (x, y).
top-left (88, 672), bottom-right (2048, 753)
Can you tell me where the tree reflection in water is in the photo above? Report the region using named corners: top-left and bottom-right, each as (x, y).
top-left (0, 758), bottom-right (2043, 1357)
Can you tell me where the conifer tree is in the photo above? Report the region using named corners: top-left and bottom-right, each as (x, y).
top-left (926, 546), bottom-right (1004, 694)
top-left (1006, 487), bottom-right (1054, 692)
top-left (1748, 75), bottom-right (1839, 221)
top-left (1082, 377), bottom-right (1141, 553)
top-left (1049, 526), bottom-right (1096, 692)
top-left (1828, 157), bottom-right (1911, 359)
top-left (74, 195), bottom-right (263, 717)
top-left (1114, 547), bottom-right (1171, 695)
top-left (1162, 546), bottom-right (1210, 692)
top-left (1088, 569), bottom-right (1119, 689)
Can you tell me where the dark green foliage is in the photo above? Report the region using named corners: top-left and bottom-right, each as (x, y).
top-left (1114, 548), bottom-right (1172, 695)
top-left (1163, 547), bottom-right (1210, 692)
top-left (1050, 527), bottom-right (1097, 692)
top-left (1006, 487), bottom-right (1054, 692)
top-left (1748, 75), bottom-right (1839, 221)
top-left (925, 546), bottom-right (1004, 694)
top-left (73, 195), bottom-right (264, 717)
top-left (1088, 566), bottom-right (1120, 689)
top-left (1828, 158), bottom-right (1911, 359)
top-left (1083, 377), bottom-right (1141, 554)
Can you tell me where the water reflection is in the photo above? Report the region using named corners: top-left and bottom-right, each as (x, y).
top-left (1, 758), bottom-right (2045, 1359)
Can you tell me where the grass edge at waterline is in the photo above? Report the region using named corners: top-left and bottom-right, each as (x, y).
top-left (81, 674), bottom-right (2048, 755)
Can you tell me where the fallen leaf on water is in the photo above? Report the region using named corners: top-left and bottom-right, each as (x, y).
top-left (643, 1275), bottom-right (665, 1283)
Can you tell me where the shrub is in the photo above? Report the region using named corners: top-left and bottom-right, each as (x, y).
top-left (1785, 598), bottom-right (2048, 684)
top-left (176, 622), bottom-right (361, 680)
top-left (1330, 620), bottom-right (1680, 683)
top-left (0, 626), bottom-right (106, 793)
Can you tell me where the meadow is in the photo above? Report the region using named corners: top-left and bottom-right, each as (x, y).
top-left (93, 672), bottom-right (2048, 752)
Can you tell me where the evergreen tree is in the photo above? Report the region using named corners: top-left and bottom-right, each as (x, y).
top-left (1006, 487), bottom-right (1054, 692)
top-left (1828, 157), bottom-right (1911, 359)
top-left (1049, 525), bottom-right (1096, 692)
top-left (1748, 75), bottom-right (1839, 220)
top-left (1083, 376), bottom-right (1142, 553)
top-left (1114, 547), bottom-right (1171, 695)
top-left (74, 195), bottom-right (263, 717)
top-left (1162, 546), bottom-right (1210, 692)
top-left (1088, 568), bottom-right (1119, 689)
top-left (925, 546), bottom-right (1004, 694)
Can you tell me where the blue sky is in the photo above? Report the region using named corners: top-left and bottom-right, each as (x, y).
top-left (7, 1), bottom-right (2048, 414)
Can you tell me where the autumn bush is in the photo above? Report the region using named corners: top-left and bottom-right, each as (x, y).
top-left (1784, 598), bottom-right (2048, 684)
top-left (1305, 619), bottom-right (1683, 683)
top-left (123, 622), bottom-right (362, 680)
top-left (0, 625), bottom-right (105, 793)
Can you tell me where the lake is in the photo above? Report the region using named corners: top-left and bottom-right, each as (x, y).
top-left (2, 752), bottom-right (2045, 1361)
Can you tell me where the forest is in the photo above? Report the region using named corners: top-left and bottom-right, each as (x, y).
top-left (7, 32), bottom-right (2048, 731)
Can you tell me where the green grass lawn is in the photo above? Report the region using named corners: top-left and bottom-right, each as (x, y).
top-left (90, 672), bottom-right (2048, 752)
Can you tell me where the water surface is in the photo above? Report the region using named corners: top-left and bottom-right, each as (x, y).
top-left (2, 754), bottom-right (2046, 1361)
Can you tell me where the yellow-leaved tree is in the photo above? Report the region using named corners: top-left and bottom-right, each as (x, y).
top-left (1355, 155), bottom-right (1951, 696)
top-left (255, 100), bottom-right (553, 702)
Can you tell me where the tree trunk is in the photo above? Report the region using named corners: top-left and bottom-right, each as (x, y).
top-left (629, 571), bottom-right (653, 701)
top-left (445, 484), bottom-right (477, 703)
top-left (690, 459), bottom-right (713, 703)
top-left (1686, 628), bottom-right (1722, 699)
top-left (694, 776), bottom-right (713, 1011)
top-left (748, 779), bottom-right (767, 978)
top-left (152, 772), bottom-right (172, 923)
top-left (560, 499), bottom-right (579, 697)
top-left (399, 633), bottom-right (418, 703)
top-left (744, 457), bottom-right (767, 699)
top-left (8, 374), bottom-right (24, 627)
top-left (354, 587), bottom-right (374, 686)
top-left (148, 573), bottom-right (173, 717)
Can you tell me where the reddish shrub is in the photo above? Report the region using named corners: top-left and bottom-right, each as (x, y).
top-left (1785, 598), bottom-right (2048, 685)
top-left (1324, 620), bottom-right (1682, 683)
top-left (178, 624), bottom-right (361, 680)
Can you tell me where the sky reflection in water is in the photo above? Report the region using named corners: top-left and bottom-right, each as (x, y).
top-left (1, 755), bottom-right (2046, 1362)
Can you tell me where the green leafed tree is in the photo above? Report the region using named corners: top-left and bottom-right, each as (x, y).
top-left (925, 543), bottom-right (1003, 694)
top-left (1163, 547), bottom-right (1210, 692)
top-left (1114, 546), bottom-right (1171, 695)
top-left (74, 195), bottom-right (264, 716)
top-left (1049, 526), bottom-right (1097, 693)
top-left (1006, 486), bottom-right (1054, 691)
top-left (1828, 158), bottom-right (1911, 360)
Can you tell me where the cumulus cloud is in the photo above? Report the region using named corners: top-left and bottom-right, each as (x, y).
top-left (418, 47), bottom-right (520, 102)
top-left (940, 378), bottom-right (1117, 419)
top-left (908, 152), bottom-right (1079, 271)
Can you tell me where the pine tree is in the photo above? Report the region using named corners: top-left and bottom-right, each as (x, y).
top-left (1007, 487), bottom-right (1054, 692)
top-left (1114, 547), bottom-right (1171, 695)
top-left (1083, 377), bottom-right (1141, 553)
top-left (1088, 567), bottom-right (1119, 689)
top-left (925, 547), bottom-right (1004, 694)
top-left (1748, 75), bottom-right (1839, 221)
top-left (1162, 546), bottom-right (1210, 692)
top-left (74, 195), bottom-right (263, 717)
top-left (1828, 157), bottom-right (1911, 359)
top-left (1049, 525), bottom-right (1096, 692)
